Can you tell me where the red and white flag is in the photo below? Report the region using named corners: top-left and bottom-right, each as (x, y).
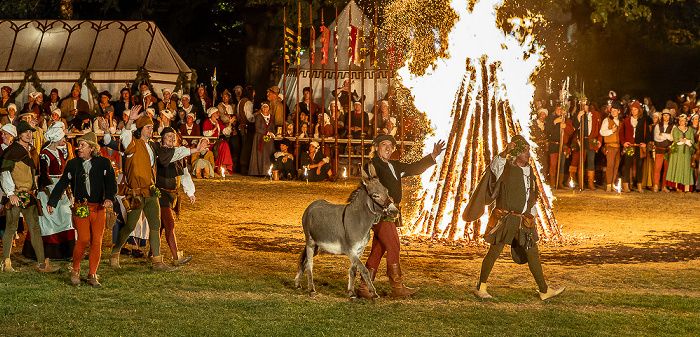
top-left (348, 25), bottom-right (360, 66)
top-left (320, 26), bottom-right (330, 66)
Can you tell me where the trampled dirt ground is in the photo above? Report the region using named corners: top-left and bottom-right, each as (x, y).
top-left (171, 175), bottom-right (700, 298)
top-left (7, 174), bottom-right (699, 299)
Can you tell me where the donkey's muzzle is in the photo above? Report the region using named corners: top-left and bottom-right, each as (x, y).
top-left (385, 203), bottom-right (399, 218)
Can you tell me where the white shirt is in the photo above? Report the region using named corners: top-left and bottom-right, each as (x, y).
top-left (599, 117), bottom-right (619, 137)
top-left (653, 123), bottom-right (673, 142)
top-left (490, 155), bottom-right (537, 215)
top-left (82, 158), bottom-right (92, 196)
top-left (119, 125), bottom-right (190, 164)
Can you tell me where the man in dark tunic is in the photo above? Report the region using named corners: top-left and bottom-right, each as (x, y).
top-left (357, 134), bottom-right (445, 299)
top-left (463, 135), bottom-right (564, 300)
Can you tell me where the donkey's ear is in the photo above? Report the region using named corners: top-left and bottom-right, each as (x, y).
top-left (361, 164), bottom-right (370, 182)
top-left (366, 163), bottom-right (377, 178)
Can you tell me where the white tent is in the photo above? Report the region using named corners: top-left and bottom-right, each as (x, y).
top-left (278, 0), bottom-right (393, 114)
top-left (0, 20), bottom-right (191, 107)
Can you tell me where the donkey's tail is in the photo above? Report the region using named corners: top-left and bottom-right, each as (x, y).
top-left (297, 248), bottom-right (308, 271)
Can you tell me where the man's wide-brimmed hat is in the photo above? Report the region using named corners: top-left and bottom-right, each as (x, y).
top-left (373, 134), bottom-right (397, 146)
top-left (267, 86), bottom-right (280, 95)
top-left (16, 120), bottom-right (35, 134)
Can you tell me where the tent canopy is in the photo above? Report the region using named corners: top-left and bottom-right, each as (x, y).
top-left (279, 0), bottom-right (394, 114)
top-left (0, 20), bottom-right (190, 106)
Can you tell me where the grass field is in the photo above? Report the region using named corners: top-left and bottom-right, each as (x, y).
top-left (1, 176), bottom-right (699, 336)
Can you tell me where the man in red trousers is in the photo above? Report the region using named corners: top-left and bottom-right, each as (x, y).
top-left (357, 134), bottom-right (445, 299)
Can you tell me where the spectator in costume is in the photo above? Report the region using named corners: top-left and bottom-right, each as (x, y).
top-left (273, 138), bottom-right (296, 180)
top-left (300, 141), bottom-right (332, 182)
top-left (93, 91), bottom-right (114, 117)
top-left (158, 88), bottom-right (178, 114)
top-left (296, 87), bottom-right (323, 131)
top-left (569, 102), bottom-right (602, 190)
top-left (47, 132), bottom-right (117, 287)
top-left (248, 101), bottom-right (276, 176)
top-left (267, 86), bottom-right (285, 131)
top-left (620, 101), bottom-right (652, 193)
top-left (59, 83), bottom-right (90, 122)
top-left (0, 86), bottom-right (14, 115)
top-left (237, 86), bottom-right (256, 174)
top-left (599, 102), bottom-right (622, 192)
top-left (0, 103), bottom-right (18, 126)
top-left (179, 113), bottom-right (200, 148)
top-left (191, 140), bottom-right (216, 178)
top-left (665, 114), bottom-right (695, 192)
top-left (42, 88), bottom-right (60, 116)
top-left (653, 110), bottom-right (674, 192)
top-left (113, 88), bottom-right (133, 121)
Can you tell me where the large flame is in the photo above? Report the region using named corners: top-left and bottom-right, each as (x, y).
top-left (395, 0), bottom-right (556, 241)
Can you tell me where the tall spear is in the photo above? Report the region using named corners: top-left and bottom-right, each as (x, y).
top-left (333, 6), bottom-right (339, 173)
top-left (283, 6), bottom-right (288, 133)
top-left (555, 77), bottom-right (570, 189)
top-left (347, 4), bottom-right (353, 176)
top-left (295, 2), bottom-right (301, 153)
top-left (360, 6), bottom-right (366, 170)
top-left (372, 4), bottom-right (378, 139)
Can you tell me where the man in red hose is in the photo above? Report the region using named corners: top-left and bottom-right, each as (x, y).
top-left (357, 134), bottom-right (445, 299)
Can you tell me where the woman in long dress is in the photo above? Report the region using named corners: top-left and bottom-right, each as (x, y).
top-left (666, 114), bottom-right (696, 192)
top-left (24, 122), bottom-right (75, 260)
top-left (248, 101), bottom-right (275, 176)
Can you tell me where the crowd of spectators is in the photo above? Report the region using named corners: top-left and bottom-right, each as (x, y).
top-left (0, 77), bottom-right (403, 182)
top-left (530, 90), bottom-right (700, 193)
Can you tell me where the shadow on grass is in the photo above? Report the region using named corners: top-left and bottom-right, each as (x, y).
top-left (544, 231), bottom-right (700, 265)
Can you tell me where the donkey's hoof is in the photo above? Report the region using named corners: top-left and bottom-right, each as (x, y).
top-left (309, 291), bottom-right (318, 298)
top-left (348, 294), bottom-right (358, 301)
top-left (371, 293), bottom-right (380, 300)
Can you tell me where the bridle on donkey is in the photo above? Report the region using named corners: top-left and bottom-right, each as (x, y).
top-left (341, 181), bottom-right (395, 229)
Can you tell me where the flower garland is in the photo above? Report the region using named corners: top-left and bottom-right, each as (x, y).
top-left (9, 69), bottom-right (46, 100)
top-left (623, 146), bottom-right (635, 157)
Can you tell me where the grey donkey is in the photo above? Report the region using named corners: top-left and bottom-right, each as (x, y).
top-left (295, 163), bottom-right (399, 299)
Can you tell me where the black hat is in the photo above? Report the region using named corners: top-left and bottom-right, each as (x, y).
top-left (160, 126), bottom-right (176, 137)
top-left (511, 243), bottom-right (528, 265)
top-left (280, 138), bottom-right (292, 148)
top-left (75, 111), bottom-right (91, 122)
top-left (99, 90), bottom-right (112, 99)
top-left (611, 101), bottom-right (622, 110)
top-left (16, 120), bottom-right (35, 135)
top-left (373, 134), bottom-right (397, 146)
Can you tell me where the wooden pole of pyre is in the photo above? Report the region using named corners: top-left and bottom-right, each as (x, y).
top-left (408, 56), bottom-right (561, 243)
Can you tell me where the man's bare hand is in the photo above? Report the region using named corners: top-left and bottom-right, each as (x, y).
top-left (196, 138), bottom-right (209, 152)
top-left (129, 105), bottom-right (142, 120)
top-left (9, 195), bottom-right (19, 207)
top-left (46, 205), bottom-right (54, 215)
top-left (431, 140), bottom-right (446, 160)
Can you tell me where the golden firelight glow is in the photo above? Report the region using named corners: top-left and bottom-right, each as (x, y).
top-left (394, 0), bottom-right (561, 242)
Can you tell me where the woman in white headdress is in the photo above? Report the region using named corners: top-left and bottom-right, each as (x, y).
top-left (24, 122), bottom-right (75, 260)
